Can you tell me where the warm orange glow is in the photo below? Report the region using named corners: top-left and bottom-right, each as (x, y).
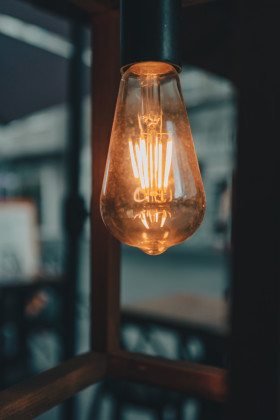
top-left (129, 139), bottom-right (139, 178)
top-left (129, 137), bottom-right (172, 194)
top-left (164, 140), bottom-right (172, 188)
top-left (100, 62), bottom-right (206, 255)
top-left (135, 143), bottom-right (145, 189)
top-left (129, 136), bottom-right (173, 229)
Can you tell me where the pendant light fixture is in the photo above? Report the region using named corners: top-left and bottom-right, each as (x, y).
top-left (100, 0), bottom-right (206, 255)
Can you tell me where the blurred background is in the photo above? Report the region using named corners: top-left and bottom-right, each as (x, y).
top-left (0, 1), bottom-right (236, 419)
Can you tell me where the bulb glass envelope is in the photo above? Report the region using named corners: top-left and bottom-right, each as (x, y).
top-left (100, 62), bottom-right (206, 255)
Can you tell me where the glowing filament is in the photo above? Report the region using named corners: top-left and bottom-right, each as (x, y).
top-left (158, 142), bottom-right (162, 188)
top-left (135, 209), bottom-right (171, 229)
top-left (135, 144), bottom-right (145, 189)
top-left (150, 143), bottom-right (153, 188)
top-left (164, 139), bottom-right (172, 188)
top-left (129, 136), bottom-right (173, 225)
top-left (155, 137), bottom-right (158, 187)
top-left (140, 139), bottom-right (149, 188)
top-left (129, 139), bottom-right (139, 178)
top-left (141, 213), bottom-right (149, 229)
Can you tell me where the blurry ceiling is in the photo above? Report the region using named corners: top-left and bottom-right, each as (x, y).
top-left (26, 0), bottom-right (234, 80)
top-left (0, 0), bottom-right (234, 125)
top-left (0, 0), bottom-right (90, 124)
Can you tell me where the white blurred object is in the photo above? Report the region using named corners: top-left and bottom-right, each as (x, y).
top-left (0, 200), bottom-right (40, 281)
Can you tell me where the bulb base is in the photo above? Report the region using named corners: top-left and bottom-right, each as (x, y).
top-left (120, 0), bottom-right (182, 70)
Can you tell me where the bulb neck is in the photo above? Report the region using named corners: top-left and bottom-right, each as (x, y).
top-left (120, 0), bottom-right (182, 71)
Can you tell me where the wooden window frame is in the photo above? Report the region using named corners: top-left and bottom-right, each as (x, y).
top-left (1, 1), bottom-right (279, 420)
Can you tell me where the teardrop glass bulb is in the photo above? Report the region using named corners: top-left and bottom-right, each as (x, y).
top-left (100, 62), bottom-right (206, 255)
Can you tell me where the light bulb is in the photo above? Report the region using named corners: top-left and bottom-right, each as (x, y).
top-left (100, 62), bottom-right (206, 255)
